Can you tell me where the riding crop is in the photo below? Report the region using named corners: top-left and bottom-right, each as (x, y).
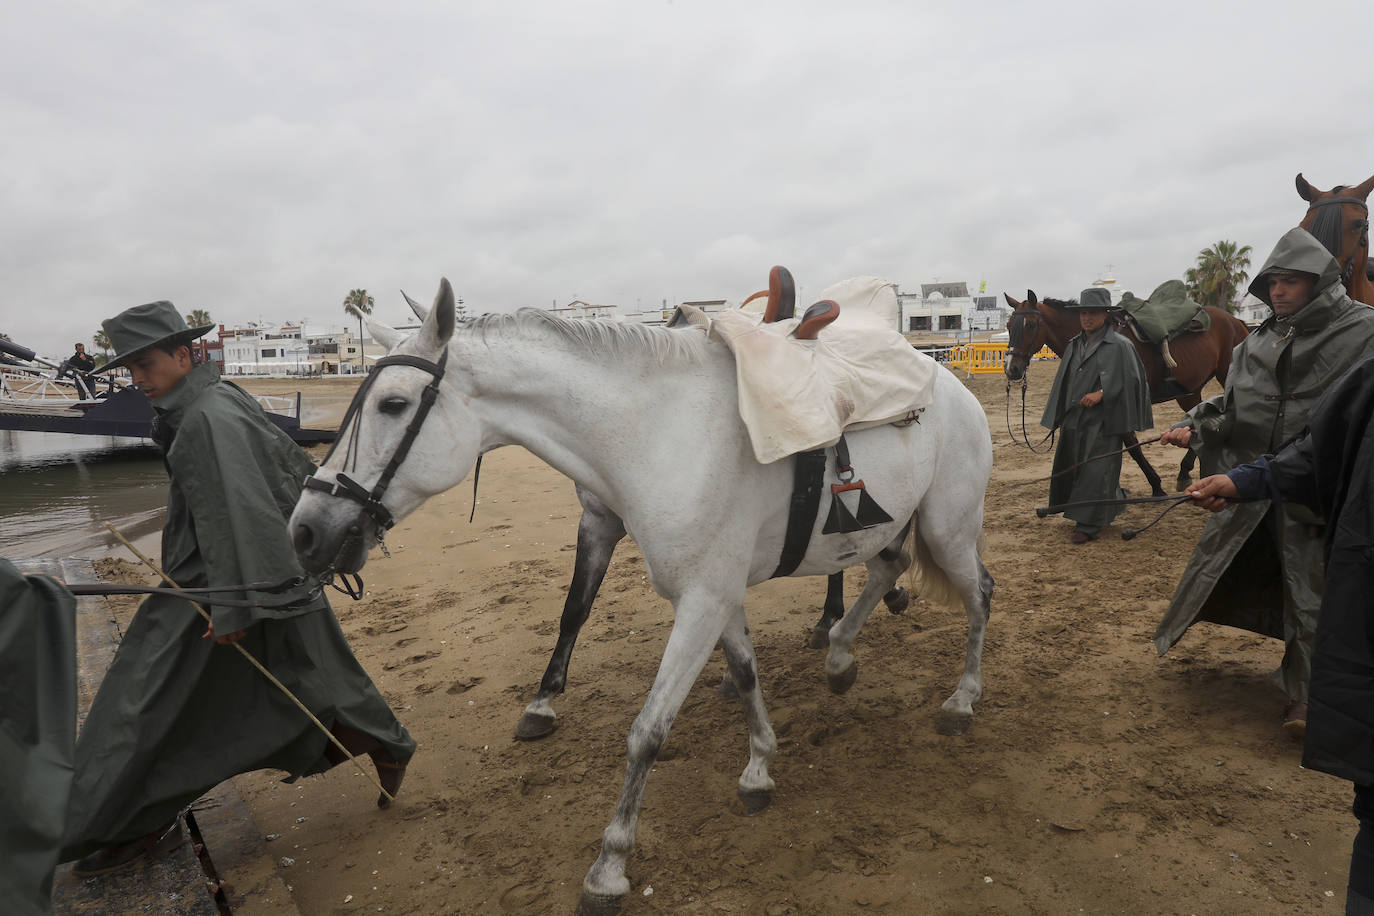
top-left (1010, 434), bottom-right (1164, 487)
top-left (1034, 493), bottom-right (1196, 539)
top-left (101, 522), bottom-right (395, 804)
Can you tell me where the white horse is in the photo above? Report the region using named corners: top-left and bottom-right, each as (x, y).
top-left (289, 279), bottom-right (994, 913)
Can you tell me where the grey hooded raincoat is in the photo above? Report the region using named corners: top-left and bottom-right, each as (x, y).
top-left (1153, 228), bottom-right (1374, 701)
top-left (60, 362), bottom-right (414, 861)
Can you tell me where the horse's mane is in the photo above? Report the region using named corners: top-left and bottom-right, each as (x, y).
top-left (460, 308), bottom-right (707, 364)
top-left (1041, 297), bottom-right (1078, 311)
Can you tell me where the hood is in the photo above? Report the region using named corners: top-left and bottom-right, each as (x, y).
top-left (1247, 227), bottom-right (1343, 305)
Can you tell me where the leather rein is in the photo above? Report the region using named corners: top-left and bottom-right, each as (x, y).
top-left (303, 349), bottom-right (449, 533)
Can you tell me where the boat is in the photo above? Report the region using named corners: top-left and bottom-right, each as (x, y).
top-left (0, 338), bottom-right (336, 444)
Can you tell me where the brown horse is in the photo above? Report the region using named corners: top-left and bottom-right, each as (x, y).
top-left (1002, 291), bottom-right (1250, 490)
top-left (1296, 172), bottom-right (1374, 306)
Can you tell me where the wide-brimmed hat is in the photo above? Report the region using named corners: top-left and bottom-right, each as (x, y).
top-left (1065, 287), bottom-right (1117, 310)
top-left (97, 301), bottom-right (215, 372)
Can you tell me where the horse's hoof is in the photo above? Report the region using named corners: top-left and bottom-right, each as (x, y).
top-left (576, 891), bottom-right (625, 916)
top-left (827, 661), bottom-right (858, 695)
top-left (1151, 486), bottom-right (1168, 498)
top-left (717, 676), bottom-right (740, 700)
top-left (883, 587), bottom-right (910, 615)
top-left (514, 711), bottom-right (558, 741)
top-left (1175, 476), bottom-right (1192, 493)
top-left (936, 710), bottom-right (972, 736)
top-left (806, 625), bottom-right (830, 650)
top-left (731, 788), bottom-right (773, 816)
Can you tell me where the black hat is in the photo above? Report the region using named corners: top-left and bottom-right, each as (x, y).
top-left (1064, 287), bottom-right (1116, 310)
top-left (97, 301), bottom-right (214, 372)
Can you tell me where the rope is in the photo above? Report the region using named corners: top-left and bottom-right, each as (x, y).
top-left (103, 522), bottom-right (394, 804)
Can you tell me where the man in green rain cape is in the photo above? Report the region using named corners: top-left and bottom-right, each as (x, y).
top-left (60, 302), bottom-right (415, 874)
top-left (1156, 227), bottom-right (1374, 735)
top-left (1041, 286), bottom-right (1154, 543)
top-left (0, 560), bottom-right (76, 915)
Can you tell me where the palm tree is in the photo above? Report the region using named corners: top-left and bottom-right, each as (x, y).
top-left (1185, 240), bottom-right (1253, 313)
top-left (342, 288), bottom-right (375, 372)
top-left (93, 329), bottom-right (112, 357)
top-left (184, 308), bottom-right (213, 328)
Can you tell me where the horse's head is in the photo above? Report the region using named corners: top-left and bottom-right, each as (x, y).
top-left (290, 278), bottom-right (475, 576)
top-left (1002, 290), bottom-right (1046, 381)
top-left (1296, 172), bottom-right (1374, 292)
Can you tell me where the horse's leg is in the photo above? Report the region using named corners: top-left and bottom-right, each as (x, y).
top-left (718, 608), bottom-right (777, 815)
top-left (1172, 392), bottom-right (1204, 491)
top-left (824, 521), bottom-right (912, 694)
top-left (806, 572), bottom-right (847, 649)
top-left (1123, 431), bottom-right (1167, 497)
top-left (516, 488), bottom-right (626, 740)
top-left (911, 510), bottom-right (994, 736)
top-left (580, 590), bottom-right (732, 913)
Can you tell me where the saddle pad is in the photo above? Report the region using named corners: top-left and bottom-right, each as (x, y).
top-left (1119, 280), bottom-right (1211, 343)
top-left (683, 278), bottom-right (938, 464)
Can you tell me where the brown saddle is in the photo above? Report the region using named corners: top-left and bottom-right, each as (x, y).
top-left (740, 265), bottom-right (841, 338)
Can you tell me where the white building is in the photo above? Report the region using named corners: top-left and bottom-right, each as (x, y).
top-left (899, 282), bottom-right (1006, 335)
top-left (220, 322), bottom-right (382, 376)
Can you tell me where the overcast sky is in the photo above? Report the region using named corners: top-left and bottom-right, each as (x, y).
top-left (3, 0), bottom-right (1372, 358)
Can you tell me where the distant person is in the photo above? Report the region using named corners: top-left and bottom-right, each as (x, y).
top-left (55, 343), bottom-right (96, 397)
top-left (1155, 227), bottom-right (1374, 735)
top-left (0, 559), bottom-right (77, 916)
top-left (61, 302), bottom-right (414, 875)
top-left (1040, 287), bottom-right (1153, 543)
top-left (1184, 354), bottom-right (1374, 915)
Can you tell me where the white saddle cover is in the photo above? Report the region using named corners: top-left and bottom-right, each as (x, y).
top-left (685, 277), bottom-right (939, 464)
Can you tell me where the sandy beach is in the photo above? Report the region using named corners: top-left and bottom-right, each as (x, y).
top-left (104, 367), bottom-right (1352, 914)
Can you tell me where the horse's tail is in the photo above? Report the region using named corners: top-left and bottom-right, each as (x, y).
top-left (900, 521), bottom-right (981, 610)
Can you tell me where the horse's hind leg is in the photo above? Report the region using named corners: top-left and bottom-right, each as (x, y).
top-left (824, 520), bottom-right (912, 694)
top-left (581, 589), bottom-right (734, 913)
top-left (516, 487), bottom-right (625, 740)
top-left (719, 608), bottom-right (777, 815)
top-left (1124, 432), bottom-right (1167, 497)
top-left (806, 572), bottom-right (848, 649)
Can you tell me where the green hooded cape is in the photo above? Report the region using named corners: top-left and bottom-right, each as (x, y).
top-left (0, 560), bottom-right (76, 916)
top-left (1153, 228), bottom-right (1374, 701)
top-left (1041, 325), bottom-right (1154, 531)
top-left (60, 363), bottom-right (414, 861)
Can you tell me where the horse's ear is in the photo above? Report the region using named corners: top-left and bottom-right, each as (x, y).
top-left (1003, 291), bottom-right (1021, 309)
top-left (1352, 173), bottom-right (1374, 201)
top-left (421, 277), bottom-right (457, 349)
top-left (401, 289), bottom-right (430, 320)
top-left (1296, 173), bottom-right (1317, 202)
top-left (1026, 289), bottom-right (1039, 306)
top-left (367, 318), bottom-right (403, 351)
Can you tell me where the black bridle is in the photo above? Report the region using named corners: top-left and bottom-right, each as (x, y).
top-left (1004, 309), bottom-right (1055, 453)
top-left (1305, 196), bottom-right (1371, 289)
top-left (303, 350), bottom-right (449, 532)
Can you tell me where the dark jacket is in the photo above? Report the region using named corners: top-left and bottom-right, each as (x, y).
top-left (0, 560), bottom-right (76, 916)
top-left (1263, 357), bottom-right (1374, 785)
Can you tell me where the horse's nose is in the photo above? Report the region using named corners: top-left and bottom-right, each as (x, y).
top-left (292, 519), bottom-right (317, 561)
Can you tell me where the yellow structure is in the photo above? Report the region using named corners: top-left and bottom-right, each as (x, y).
top-left (948, 343), bottom-right (1057, 375)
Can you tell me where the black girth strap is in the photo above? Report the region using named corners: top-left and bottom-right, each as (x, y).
top-left (303, 350), bottom-right (448, 531)
top-left (770, 447), bottom-right (829, 579)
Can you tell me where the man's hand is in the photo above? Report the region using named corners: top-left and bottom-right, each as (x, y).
top-left (1187, 474), bottom-right (1238, 512)
top-left (1079, 390), bottom-right (1104, 408)
top-left (203, 621), bottom-right (248, 645)
top-left (1160, 427), bottom-right (1193, 447)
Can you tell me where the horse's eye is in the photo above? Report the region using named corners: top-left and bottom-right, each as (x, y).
top-left (378, 396), bottom-right (409, 415)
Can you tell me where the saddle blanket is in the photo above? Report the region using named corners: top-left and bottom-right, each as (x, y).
top-left (682, 277), bottom-right (939, 464)
top-left (1119, 279), bottom-right (1211, 343)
